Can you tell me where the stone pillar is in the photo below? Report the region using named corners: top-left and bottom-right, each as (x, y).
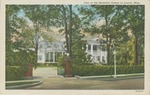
top-left (64, 56), bottom-right (72, 77)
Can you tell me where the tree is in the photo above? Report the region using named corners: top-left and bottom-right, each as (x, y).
top-left (61, 5), bottom-right (70, 54)
top-left (6, 5), bottom-right (20, 65)
top-left (6, 5), bottom-right (37, 81)
top-left (79, 5), bottom-right (119, 65)
top-left (121, 6), bottom-right (144, 65)
top-left (59, 5), bottom-right (73, 57)
top-left (21, 5), bottom-right (62, 63)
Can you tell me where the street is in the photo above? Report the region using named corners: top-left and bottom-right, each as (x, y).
top-left (27, 77), bottom-right (144, 90)
top-left (26, 67), bottom-right (144, 90)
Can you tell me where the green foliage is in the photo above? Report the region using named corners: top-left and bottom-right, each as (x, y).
top-left (71, 65), bottom-right (144, 76)
top-left (57, 55), bottom-right (66, 75)
top-left (79, 5), bottom-right (144, 65)
top-left (37, 63), bottom-right (58, 67)
top-left (72, 39), bottom-right (92, 65)
top-left (115, 38), bottom-right (134, 65)
top-left (6, 66), bottom-right (26, 81)
top-left (57, 55), bottom-right (66, 67)
top-left (6, 80), bottom-right (40, 86)
top-left (6, 49), bottom-right (37, 68)
top-left (57, 67), bottom-right (64, 75)
top-left (6, 50), bottom-right (36, 81)
top-left (6, 5), bottom-right (144, 79)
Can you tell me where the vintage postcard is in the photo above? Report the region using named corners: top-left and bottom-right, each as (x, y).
top-left (0, 0), bottom-right (150, 95)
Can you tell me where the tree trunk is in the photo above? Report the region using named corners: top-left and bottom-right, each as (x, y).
top-left (35, 29), bottom-right (39, 64)
top-left (62, 6), bottom-right (69, 53)
top-left (35, 41), bottom-right (38, 61)
top-left (106, 36), bottom-right (110, 64)
top-left (134, 37), bottom-right (138, 65)
top-left (105, 10), bottom-right (110, 65)
top-left (69, 5), bottom-right (72, 58)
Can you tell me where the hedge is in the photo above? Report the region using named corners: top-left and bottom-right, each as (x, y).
top-left (71, 65), bottom-right (144, 76)
top-left (57, 66), bottom-right (64, 75)
top-left (6, 66), bottom-right (26, 81)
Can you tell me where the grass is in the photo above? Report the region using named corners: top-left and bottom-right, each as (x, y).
top-left (77, 73), bottom-right (144, 80)
top-left (6, 81), bottom-right (39, 86)
top-left (6, 80), bottom-right (43, 89)
top-left (37, 63), bottom-right (58, 68)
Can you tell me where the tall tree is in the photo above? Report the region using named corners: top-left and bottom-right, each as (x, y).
top-left (121, 6), bottom-right (144, 65)
top-left (69, 5), bottom-right (73, 57)
top-left (61, 5), bottom-right (70, 54)
top-left (60, 5), bottom-right (73, 57)
top-left (22, 5), bottom-right (62, 62)
top-left (80, 5), bottom-right (117, 65)
top-left (6, 5), bottom-right (20, 65)
top-left (6, 5), bottom-right (36, 67)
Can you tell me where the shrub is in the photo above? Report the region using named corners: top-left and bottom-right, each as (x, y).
top-left (57, 67), bottom-right (64, 75)
top-left (57, 55), bottom-right (66, 67)
top-left (71, 65), bottom-right (144, 76)
top-left (6, 66), bottom-right (26, 81)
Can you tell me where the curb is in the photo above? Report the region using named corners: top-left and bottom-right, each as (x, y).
top-left (6, 80), bottom-right (43, 89)
top-left (75, 73), bottom-right (144, 81)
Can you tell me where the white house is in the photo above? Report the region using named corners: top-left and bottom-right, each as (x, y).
top-left (37, 36), bottom-right (107, 64)
top-left (37, 40), bottom-right (65, 63)
top-left (85, 38), bottom-right (107, 63)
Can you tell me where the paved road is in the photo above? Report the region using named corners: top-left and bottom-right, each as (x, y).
top-left (27, 67), bottom-right (144, 90)
top-left (28, 77), bottom-right (144, 90)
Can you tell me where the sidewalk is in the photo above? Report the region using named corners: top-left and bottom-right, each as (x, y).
top-left (75, 73), bottom-right (144, 80)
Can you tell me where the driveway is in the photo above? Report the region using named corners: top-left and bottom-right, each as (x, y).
top-left (27, 67), bottom-right (144, 90)
top-left (33, 67), bottom-right (59, 79)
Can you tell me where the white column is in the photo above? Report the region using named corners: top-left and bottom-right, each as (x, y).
top-left (86, 44), bottom-right (88, 52)
top-left (100, 49), bottom-right (102, 63)
top-left (53, 52), bottom-right (55, 63)
top-left (105, 51), bottom-right (107, 63)
top-left (49, 52), bottom-right (51, 62)
top-left (91, 44), bottom-right (93, 62)
top-left (44, 50), bottom-right (46, 63)
top-left (91, 44), bottom-right (93, 55)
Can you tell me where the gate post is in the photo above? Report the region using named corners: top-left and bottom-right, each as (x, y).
top-left (24, 64), bottom-right (33, 78)
top-left (64, 56), bottom-right (72, 77)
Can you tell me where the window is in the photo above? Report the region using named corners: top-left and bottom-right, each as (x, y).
top-left (102, 56), bottom-right (105, 63)
top-left (46, 52), bottom-right (50, 62)
top-left (97, 56), bottom-right (100, 61)
top-left (50, 52), bottom-right (53, 62)
top-left (93, 45), bottom-right (97, 50)
top-left (38, 55), bottom-right (42, 61)
top-left (88, 44), bottom-right (91, 50)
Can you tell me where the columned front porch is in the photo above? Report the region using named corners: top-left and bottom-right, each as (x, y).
top-left (45, 51), bottom-right (65, 63)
